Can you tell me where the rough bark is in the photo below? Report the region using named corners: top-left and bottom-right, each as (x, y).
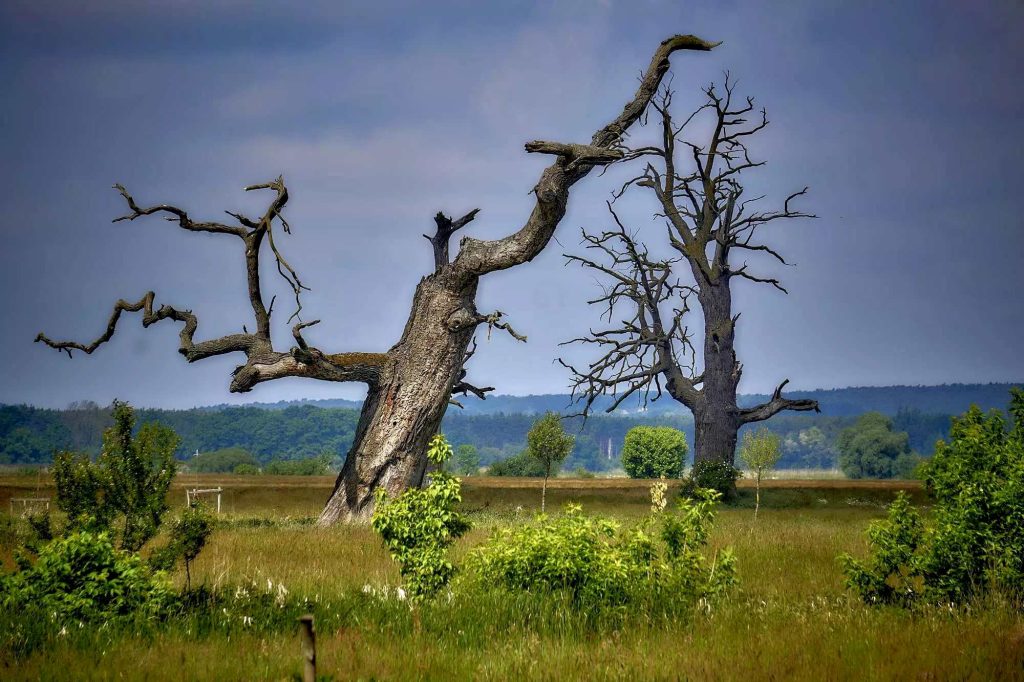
top-left (36, 36), bottom-right (721, 524)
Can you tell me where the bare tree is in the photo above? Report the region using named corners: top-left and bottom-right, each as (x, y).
top-left (561, 75), bottom-right (818, 467)
top-left (35, 36), bottom-right (720, 524)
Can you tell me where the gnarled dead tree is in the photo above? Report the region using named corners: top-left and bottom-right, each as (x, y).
top-left (562, 75), bottom-right (818, 467)
top-left (36, 35), bottom-right (719, 523)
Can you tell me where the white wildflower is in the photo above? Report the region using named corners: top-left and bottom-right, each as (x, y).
top-left (396, 587), bottom-right (407, 601)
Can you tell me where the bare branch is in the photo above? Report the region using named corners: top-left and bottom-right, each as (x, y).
top-left (424, 208), bottom-right (480, 271)
top-left (292, 319), bottom-right (321, 350)
top-left (559, 209), bottom-right (701, 417)
top-left (35, 291), bottom-right (255, 362)
top-left (112, 185), bottom-right (247, 237)
top-left (245, 176), bottom-right (310, 324)
top-left (453, 34), bottom-right (719, 279)
top-left (739, 379), bottom-right (820, 423)
top-left (524, 140), bottom-right (624, 169)
top-left (449, 337), bottom-right (495, 405)
top-left (478, 311), bottom-right (527, 343)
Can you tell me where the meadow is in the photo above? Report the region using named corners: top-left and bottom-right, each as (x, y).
top-left (1, 474), bottom-right (1022, 681)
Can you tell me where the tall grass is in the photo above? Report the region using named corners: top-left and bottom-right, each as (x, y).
top-left (1, 476), bottom-right (1020, 680)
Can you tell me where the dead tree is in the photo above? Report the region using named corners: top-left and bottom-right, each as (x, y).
top-left (35, 36), bottom-right (720, 523)
top-left (561, 75), bottom-right (818, 467)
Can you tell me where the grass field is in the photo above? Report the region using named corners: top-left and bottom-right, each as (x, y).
top-left (1, 474), bottom-right (1021, 680)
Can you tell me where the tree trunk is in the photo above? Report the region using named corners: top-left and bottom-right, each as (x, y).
top-left (318, 274), bottom-right (478, 524)
top-left (692, 278), bottom-right (741, 466)
top-left (541, 469), bottom-right (549, 513)
top-left (35, 36), bottom-right (721, 527)
top-left (754, 470), bottom-right (761, 519)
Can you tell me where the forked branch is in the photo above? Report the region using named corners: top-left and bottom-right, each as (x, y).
top-left (36, 181), bottom-right (388, 393)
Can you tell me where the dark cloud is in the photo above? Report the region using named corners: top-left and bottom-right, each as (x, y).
top-left (2, 1), bottom-right (1022, 408)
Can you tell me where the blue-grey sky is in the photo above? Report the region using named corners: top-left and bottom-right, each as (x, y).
top-left (1, 1), bottom-right (1021, 409)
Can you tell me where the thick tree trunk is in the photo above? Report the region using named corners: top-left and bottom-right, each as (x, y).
top-left (318, 274), bottom-right (478, 524)
top-left (36, 36), bottom-right (721, 527)
top-left (692, 278), bottom-right (742, 466)
top-left (693, 401), bottom-right (740, 466)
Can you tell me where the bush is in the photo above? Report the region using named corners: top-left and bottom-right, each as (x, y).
top-left (683, 459), bottom-right (741, 501)
top-left (487, 450), bottom-right (548, 477)
top-left (465, 488), bottom-right (736, 614)
top-left (573, 466), bottom-right (596, 479)
top-left (233, 463), bottom-right (260, 475)
top-left (372, 435), bottom-right (471, 600)
top-left (841, 389), bottom-right (1024, 605)
top-left (264, 454), bottom-right (331, 476)
top-left (150, 504), bottom-right (215, 590)
top-left (621, 426), bottom-right (688, 479)
top-left (52, 400), bottom-right (178, 551)
top-left (0, 530), bottom-right (174, 625)
top-left (187, 447), bottom-right (258, 473)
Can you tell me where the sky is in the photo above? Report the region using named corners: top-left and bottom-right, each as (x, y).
top-left (1, 0), bottom-right (1021, 410)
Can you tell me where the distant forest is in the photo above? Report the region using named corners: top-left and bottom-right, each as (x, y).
top-left (3, 383), bottom-right (1019, 472)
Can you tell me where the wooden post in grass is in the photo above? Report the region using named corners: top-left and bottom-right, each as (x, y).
top-left (299, 614), bottom-right (316, 682)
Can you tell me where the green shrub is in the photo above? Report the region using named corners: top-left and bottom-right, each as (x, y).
top-left (52, 400), bottom-right (178, 551)
top-left (487, 450), bottom-right (548, 477)
top-left (187, 446), bottom-right (258, 473)
top-left (0, 530), bottom-right (174, 625)
top-left (465, 488), bottom-right (736, 614)
top-left (621, 426), bottom-right (687, 479)
top-left (841, 389), bottom-right (1024, 605)
top-left (839, 492), bottom-right (924, 606)
top-left (683, 459), bottom-right (741, 501)
top-left (573, 466), bottom-right (596, 479)
top-left (372, 435), bottom-right (471, 600)
top-left (150, 504), bottom-right (215, 590)
top-left (264, 454), bottom-right (331, 476)
top-left (0, 515), bottom-right (22, 554)
top-left (233, 463), bottom-right (260, 475)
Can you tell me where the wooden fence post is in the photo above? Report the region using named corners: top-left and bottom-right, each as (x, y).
top-left (299, 614), bottom-right (316, 682)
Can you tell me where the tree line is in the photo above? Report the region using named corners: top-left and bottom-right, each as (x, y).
top-left (0, 399), bottom-right (954, 473)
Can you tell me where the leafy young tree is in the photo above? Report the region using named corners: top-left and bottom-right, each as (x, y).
top-left (841, 389), bottom-right (1024, 605)
top-left (739, 427), bottom-right (781, 518)
top-left (150, 503), bottom-right (215, 591)
top-left (561, 74), bottom-right (819, 469)
top-left (52, 400), bottom-right (178, 551)
top-left (100, 402), bottom-right (179, 551)
top-left (35, 36), bottom-right (720, 524)
top-left (526, 412), bottom-right (576, 512)
top-left (372, 434), bottom-right (470, 600)
top-left (621, 425), bottom-right (688, 479)
top-left (836, 413), bottom-right (914, 479)
top-left (453, 444), bottom-right (480, 476)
